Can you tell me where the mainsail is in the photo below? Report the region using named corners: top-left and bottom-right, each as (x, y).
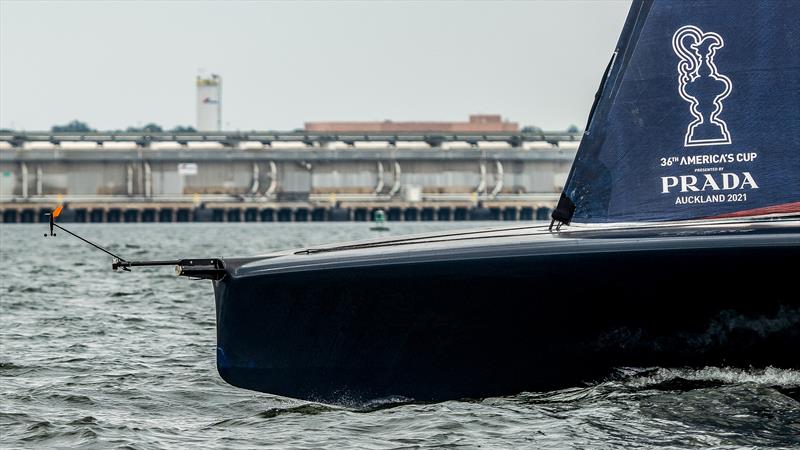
top-left (554, 0), bottom-right (800, 224)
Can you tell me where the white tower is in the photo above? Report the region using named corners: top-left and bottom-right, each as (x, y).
top-left (196, 74), bottom-right (222, 131)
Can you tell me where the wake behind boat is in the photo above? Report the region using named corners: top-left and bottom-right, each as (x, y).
top-left (46, 0), bottom-right (799, 405)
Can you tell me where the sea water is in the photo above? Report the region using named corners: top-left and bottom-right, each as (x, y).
top-left (1, 223), bottom-right (798, 448)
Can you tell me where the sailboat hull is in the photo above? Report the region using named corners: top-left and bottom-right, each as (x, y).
top-left (211, 223), bottom-right (799, 404)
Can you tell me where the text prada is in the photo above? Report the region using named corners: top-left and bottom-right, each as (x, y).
top-left (661, 172), bottom-right (759, 193)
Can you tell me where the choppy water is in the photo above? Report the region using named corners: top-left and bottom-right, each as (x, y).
top-left (1, 223), bottom-right (799, 449)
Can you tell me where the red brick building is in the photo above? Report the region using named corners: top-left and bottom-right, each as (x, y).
top-left (305, 114), bottom-right (518, 133)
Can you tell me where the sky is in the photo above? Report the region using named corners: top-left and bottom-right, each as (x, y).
top-left (0, 0), bottom-right (631, 132)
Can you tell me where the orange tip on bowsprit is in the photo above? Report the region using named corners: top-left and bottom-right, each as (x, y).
top-left (53, 205), bottom-right (63, 218)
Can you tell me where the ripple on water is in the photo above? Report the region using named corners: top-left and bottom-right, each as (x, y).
top-left (2, 223), bottom-right (799, 448)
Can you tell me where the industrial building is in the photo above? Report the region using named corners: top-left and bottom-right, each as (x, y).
top-left (305, 114), bottom-right (518, 133)
top-left (0, 129), bottom-right (579, 223)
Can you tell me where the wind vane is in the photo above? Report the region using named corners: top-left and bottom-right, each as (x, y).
top-left (45, 204), bottom-right (63, 237)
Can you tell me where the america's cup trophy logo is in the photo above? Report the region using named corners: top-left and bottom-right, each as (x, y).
top-left (672, 25), bottom-right (732, 147)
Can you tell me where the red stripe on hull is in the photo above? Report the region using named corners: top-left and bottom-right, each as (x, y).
top-left (710, 202), bottom-right (800, 219)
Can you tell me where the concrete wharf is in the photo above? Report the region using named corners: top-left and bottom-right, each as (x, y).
top-left (1, 131), bottom-right (579, 223)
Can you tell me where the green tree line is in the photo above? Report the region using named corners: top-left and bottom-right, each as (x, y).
top-left (47, 120), bottom-right (196, 133)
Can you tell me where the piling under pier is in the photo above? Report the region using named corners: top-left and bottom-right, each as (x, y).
top-left (0, 201), bottom-right (554, 224)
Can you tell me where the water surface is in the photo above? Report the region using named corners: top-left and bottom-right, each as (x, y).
top-left (1, 223), bottom-right (798, 448)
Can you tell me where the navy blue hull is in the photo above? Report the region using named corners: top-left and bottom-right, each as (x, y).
top-left (212, 225), bottom-right (799, 404)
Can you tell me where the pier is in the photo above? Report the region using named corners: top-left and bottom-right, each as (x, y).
top-left (0, 201), bottom-right (556, 224)
top-left (0, 131), bottom-right (578, 223)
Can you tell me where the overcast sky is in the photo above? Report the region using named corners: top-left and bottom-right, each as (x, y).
top-left (0, 0), bottom-right (631, 131)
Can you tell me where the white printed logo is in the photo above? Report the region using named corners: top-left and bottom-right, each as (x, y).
top-left (672, 25), bottom-right (732, 147)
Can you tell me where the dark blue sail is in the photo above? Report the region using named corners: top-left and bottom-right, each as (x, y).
top-left (555, 0), bottom-right (800, 224)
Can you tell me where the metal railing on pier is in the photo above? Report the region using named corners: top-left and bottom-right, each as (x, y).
top-left (0, 130), bottom-right (581, 148)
